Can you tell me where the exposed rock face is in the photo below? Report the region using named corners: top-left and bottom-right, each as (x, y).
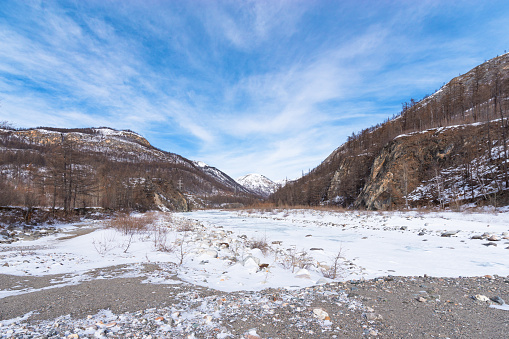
top-left (273, 53), bottom-right (509, 209)
top-left (353, 120), bottom-right (508, 209)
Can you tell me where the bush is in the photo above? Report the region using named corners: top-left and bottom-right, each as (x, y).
top-left (106, 213), bottom-right (155, 235)
top-left (248, 237), bottom-right (270, 255)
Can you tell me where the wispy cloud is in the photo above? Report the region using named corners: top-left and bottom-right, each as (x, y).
top-left (1, 1), bottom-right (509, 180)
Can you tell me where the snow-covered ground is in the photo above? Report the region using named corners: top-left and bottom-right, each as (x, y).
top-left (1, 208), bottom-right (508, 300)
top-left (183, 209), bottom-right (509, 282)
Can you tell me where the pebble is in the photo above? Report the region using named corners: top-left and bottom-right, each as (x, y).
top-left (490, 296), bottom-right (505, 305)
top-left (441, 230), bottom-right (459, 237)
top-left (313, 308), bottom-right (330, 321)
top-left (295, 268), bottom-right (311, 279)
top-left (474, 294), bottom-right (490, 302)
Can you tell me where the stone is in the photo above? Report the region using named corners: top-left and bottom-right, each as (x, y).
top-left (204, 250), bottom-right (218, 258)
top-left (490, 296), bottom-right (506, 305)
top-left (417, 297), bottom-right (427, 302)
top-left (243, 256), bottom-right (260, 267)
top-left (310, 248), bottom-right (323, 251)
top-left (313, 308), bottom-right (330, 320)
top-left (487, 235), bottom-right (500, 241)
top-left (365, 313), bottom-right (377, 321)
top-left (316, 278), bottom-right (328, 285)
top-left (470, 235), bottom-right (483, 239)
top-left (474, 294), bottom-right (490, 302)
top-left (295, 268), bottom-right (311, 279)
top-left (441, 230), bottom-right (459, 237)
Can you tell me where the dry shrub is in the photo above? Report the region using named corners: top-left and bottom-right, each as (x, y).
top-left (321, 250), bottom-right (345, 279)
top-left (248, 237), bottom-right (270, 255)
top-left (153, 226), bottom-right (174, 252)
top-left (176, 219), bottom-right (195, 232)
top-left (281, 247), bottom-right (314, 273)
top-left (106, 213), bottom-right (155, 235)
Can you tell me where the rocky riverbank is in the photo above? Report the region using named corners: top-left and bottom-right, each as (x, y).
top-left (1, 265), bottom-right (508, 338)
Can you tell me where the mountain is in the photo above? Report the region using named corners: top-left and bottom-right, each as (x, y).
top-left (236, 173), bottom-right (278, 197)
top-left (0, 126), bottom-right (257, 212)
top-left (271, 53), bottom-right (509, 209)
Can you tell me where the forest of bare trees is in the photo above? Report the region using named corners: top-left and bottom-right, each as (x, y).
top-left (271, 54), bottom-right (509, 208)
top-left (0, 126), bottom-right (259, 222)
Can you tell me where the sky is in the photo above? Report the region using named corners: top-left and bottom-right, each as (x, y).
top-left (1, 1), bottom-right (509, 181)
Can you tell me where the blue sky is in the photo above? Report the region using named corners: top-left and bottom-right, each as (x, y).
top-left (1, 0), bottom-right (509, 181)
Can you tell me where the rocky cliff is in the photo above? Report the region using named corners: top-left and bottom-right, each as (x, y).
top-left (272, 53), bottom-right (509, 209)
top-left (354, 120), bottom-right (508, 209)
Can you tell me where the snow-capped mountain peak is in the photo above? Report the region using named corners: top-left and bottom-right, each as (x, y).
top-left (236, 173), bottom-right (278, 197)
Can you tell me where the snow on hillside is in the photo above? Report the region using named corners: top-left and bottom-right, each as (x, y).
top-left (236, 173), bottom-right (278, 197)
top-left (192, 161), bottom-right (249, 193)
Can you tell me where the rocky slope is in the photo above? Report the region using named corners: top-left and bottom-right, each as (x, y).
top-left (354, 119), bottom-right (508, 209)
top-left (0, 127), bottom-right (255, 212)
top-left (272, 53), bottom-right (509, 209)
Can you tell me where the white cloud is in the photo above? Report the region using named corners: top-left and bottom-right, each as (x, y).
top-left (2, 0), bottom-right (509, 182)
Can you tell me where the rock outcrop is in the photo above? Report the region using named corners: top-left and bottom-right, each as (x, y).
top-left (354, 120), bottom-right (508, 209)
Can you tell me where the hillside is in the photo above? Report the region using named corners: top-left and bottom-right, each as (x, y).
top-left (0, 126), bottom-right (258, 214)
top-left (271, 53), bottom-right (509, 209)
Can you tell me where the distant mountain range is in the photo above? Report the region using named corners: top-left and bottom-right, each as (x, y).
top-left (0, 126), bottom-right (259, 212)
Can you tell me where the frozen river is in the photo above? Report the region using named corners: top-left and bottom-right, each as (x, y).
top-left (181, 209), bottom-right (509, 280)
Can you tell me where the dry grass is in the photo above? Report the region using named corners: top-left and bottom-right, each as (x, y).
top-left (105, 213), bottom-right (157, 253)
top-left (176, 219), bottom-right (195, 232)
top-left (106, 213), bottom-right (156, 235)
top-left (248, 237), bottom-right (271, 255)
top-left (321, 249), bottom-right (345, 279)
top-left (280, 247), bottom-right (314, 273)
top-left (152, 225), bottom-right (174, 252)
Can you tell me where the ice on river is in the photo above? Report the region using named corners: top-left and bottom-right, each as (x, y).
top-left (179, 208), bottom-right (509, 283)
top-left (0, 208), bottom-right (508, 296)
